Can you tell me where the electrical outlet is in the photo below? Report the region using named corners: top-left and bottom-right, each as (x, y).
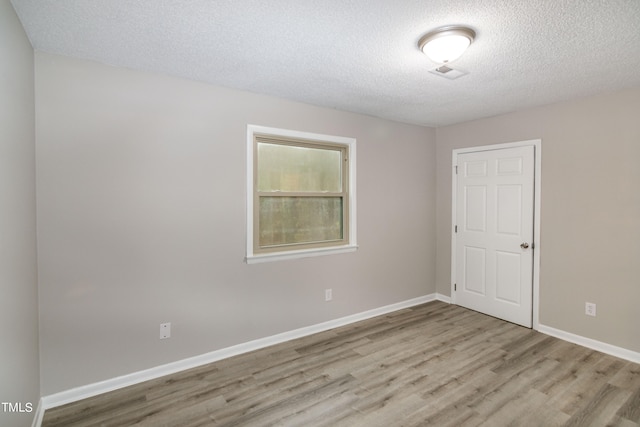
top-left (325, 289), bottom-right (332, 301)
top-left (160, 322), bottom-right (171, 339)
top-left (585, 302), bottom-right (596, 317)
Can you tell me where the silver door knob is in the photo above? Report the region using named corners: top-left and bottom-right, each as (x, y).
top-left (520, 242), bottom-right (529, 249)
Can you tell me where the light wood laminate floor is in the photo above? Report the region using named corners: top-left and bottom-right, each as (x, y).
top-left (42, 301), bottom-right (640, 426)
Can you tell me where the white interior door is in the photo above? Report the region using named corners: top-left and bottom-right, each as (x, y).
top-left (454, 146), bottom-right (535, 327)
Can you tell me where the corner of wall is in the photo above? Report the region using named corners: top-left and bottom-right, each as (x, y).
top-left (0, 2), bottom-right (40, 427)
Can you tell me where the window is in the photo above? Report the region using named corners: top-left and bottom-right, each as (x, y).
top-left (246, 125), bottom-right (357, 263)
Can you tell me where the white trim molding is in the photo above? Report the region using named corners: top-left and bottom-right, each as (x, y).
top-left (436, 293), bottom-right (452, 304)
top-left (246, 244), bottom-right (358, 264)
top-left (538, 324), bottom-right (640, 364)
top-left (31, 399), bottom-right (44, 427)
top-left (38, 294), bottom-right (437, 416)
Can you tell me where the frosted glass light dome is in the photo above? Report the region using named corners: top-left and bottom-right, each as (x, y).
top-left (419, 26), bottom-right (476, 63)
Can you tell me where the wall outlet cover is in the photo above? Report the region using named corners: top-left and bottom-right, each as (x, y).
top-left (160, 322), bottom-right (171, 339)
top-left (325, 289), bottom-right (332, 301)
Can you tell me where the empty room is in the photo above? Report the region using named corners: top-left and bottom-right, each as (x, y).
top-left (2, 1), bottom-right (639, 426)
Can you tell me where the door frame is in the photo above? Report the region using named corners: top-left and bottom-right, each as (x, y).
top-left (451, 139), bottom-right (542, 329)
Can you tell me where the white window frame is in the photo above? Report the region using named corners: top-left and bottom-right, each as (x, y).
top-left (246, 125), bottom-right (357, 264)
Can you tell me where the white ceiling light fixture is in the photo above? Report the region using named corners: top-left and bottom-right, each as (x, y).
top-left (418, 26), bottom-right (476, 64)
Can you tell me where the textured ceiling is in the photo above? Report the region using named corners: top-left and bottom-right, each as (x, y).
top-left (10, 0), bottom-right (640, 127)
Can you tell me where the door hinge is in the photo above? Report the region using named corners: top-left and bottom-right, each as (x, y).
top-left (455, 165), bottom-right (458, 174)
top-left (454, 283), bottom-right (457, 291)
top-left (455, 225), bottom-right (458, 233)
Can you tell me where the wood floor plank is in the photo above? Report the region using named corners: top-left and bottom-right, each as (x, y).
top-left (41, 301), bottom-right (640, 427)
top-left (403, 404), bottom-right (481, 427)
top-left (216, 375), bottom-right (357, 427)
top-left (553, 355), bottom-right (627, 415)
top-left (617, 387), bottom-right (640, 423)
top-left (562, 383), bottom-right (632, 427)
top-left (611, 363), bottom-right (640, 390)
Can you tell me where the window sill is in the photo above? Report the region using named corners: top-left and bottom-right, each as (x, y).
top-left (245, 244), bottom-right (358, 264)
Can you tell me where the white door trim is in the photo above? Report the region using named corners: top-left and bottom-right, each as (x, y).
top-left (451, 139), bottom-right (542, 329)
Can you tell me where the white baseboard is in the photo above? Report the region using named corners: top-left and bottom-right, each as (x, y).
top-left (39, 293), bottom-right (438, 417)
top-left (538, 324), bottom-right (640, 364)
top-left (435, 293), bottom-right (451, 304)
top-left (31, 399), bottom-right (44, 427)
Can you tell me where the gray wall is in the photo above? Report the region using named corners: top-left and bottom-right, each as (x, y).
top-left (0, 1), bottom-right (40, 426)
top-left (35, 52), bottom-right (437, 395)
top-left (436, 88), bottom-right (640, 353)
top-left (28, 41), bottom-right (640, 399)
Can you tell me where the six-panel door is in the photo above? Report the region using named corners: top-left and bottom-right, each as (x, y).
top-left (455, 146), bottom-right (535, 327)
